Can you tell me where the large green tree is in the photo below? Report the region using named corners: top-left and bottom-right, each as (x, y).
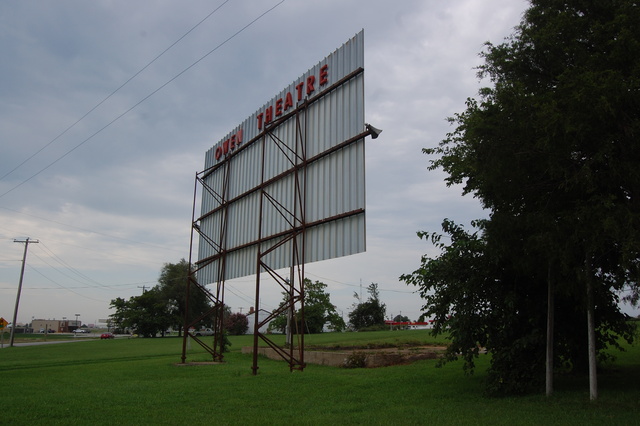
top-left (403, 0), bottom-right (639, 396)
top-left (109, 288), bottom-right (174, 337)
top-left (109, 259), bottom-right (212, 337)
top-left (268, 279), bottom-right (345, 334)
top-left (156, 259), bottom-right (211, 335)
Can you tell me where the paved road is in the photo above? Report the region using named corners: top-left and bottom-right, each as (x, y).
top-left (1, 339), bottom-right (88, 348)
top-left (0, 334), bottom-right (103, 348)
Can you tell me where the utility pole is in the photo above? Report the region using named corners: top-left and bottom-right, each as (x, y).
top-left (138, 285), bottom-right (147, 294)
top-left (10, 237), bottom-right (38, 347)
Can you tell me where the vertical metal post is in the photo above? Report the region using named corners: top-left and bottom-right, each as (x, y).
top-left (252, 132), bottom-right (268, 375)
top-left (585, 255), bottom-right (598, 401)
top-left (286, 274), bottom-right (293, 349)
top-left (251, 262), bottom-right (262, 375)
top-left (182, 173), bottom-right (199, 363)
top-left (10, 238), bottom-right (38, 347)
top-left (545, 263), bottom-right (554, 397)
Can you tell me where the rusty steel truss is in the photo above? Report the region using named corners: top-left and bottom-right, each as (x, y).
top-left (181, 68), bottom-right (373, 373)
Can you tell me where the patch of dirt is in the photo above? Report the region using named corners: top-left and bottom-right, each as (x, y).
top-left (243, 345), bottom-right (448, 368)
top-left (309, 345), bottom-right (447, 368)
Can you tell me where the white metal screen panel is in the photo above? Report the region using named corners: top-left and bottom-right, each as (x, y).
top-left (198, 31), bottom-right (365, 284)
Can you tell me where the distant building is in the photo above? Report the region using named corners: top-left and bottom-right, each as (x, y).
top-left (31, 319), bottom-right (79, 333)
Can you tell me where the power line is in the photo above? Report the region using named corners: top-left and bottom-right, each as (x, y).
top-left (29, 246), bottom-right (110, 290)
top-left (225, 283), bottom-right (276, 311)
top-left (0, 205), bottom-right (185, 255)
top-left (305, 271), bottom-right (416, 294)
top-left (0, 0), bottom-right (286, 200)
top-left (26, 265), bottom-right (107, 303)
top-left (30, 243), bottom-right (166, 292)
top-left (0, 0), bottom-right (231, 184)
top-left (0, 281), bottom-right (155, 291)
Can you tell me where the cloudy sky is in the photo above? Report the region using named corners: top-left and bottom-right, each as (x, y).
top-left (2, 0), bottom-right (632, 327)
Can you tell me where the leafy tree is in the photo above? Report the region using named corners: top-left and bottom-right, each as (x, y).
top-left (393, 314), bottom-right (410, 322)
top-left (402, 219), bottom-right (550, 394)
top-left (268, 279), bottom-right (345, 334)
top-left (109, 288), bottom-right (173, 337)
top-left (404, 0), bottom-right (639, 396)
top-left (109, 259), bottom-right (212, 337)
top-left (156, 259), bottom-right (211, 335)
top-left (108, 297), bottom-right (128, 334)
top-left (216, 304), bottom-right (233, 331)
top-left (225, 312), bottom-right (249, 335)
top-left (349, 283), bottom-right (386, 331)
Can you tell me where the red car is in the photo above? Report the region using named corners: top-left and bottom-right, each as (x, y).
top-left (100, 332), bottom-right (115, 339)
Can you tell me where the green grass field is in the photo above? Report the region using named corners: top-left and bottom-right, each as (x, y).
top-left (1, 330), bottom-right (638, 425)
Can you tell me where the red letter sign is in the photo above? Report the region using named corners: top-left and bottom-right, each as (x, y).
top-left (320, 64), bottom-right (329, 86)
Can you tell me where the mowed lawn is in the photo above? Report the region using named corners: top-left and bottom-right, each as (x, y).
top-left (1, 330), bottom-right (638, 425)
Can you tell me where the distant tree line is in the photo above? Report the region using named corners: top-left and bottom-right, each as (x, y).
top-left (267, 280), bottom-right (388, 334)
top-left (109, 259), bottom-right (248, 337)
top-left (110, 261), bottom-right (393, 338)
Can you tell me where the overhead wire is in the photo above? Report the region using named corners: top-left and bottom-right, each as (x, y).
top-left (0, 0), bottom-right (286, 200)
top-left (29, 250), bottom-right (97, 287)
top-left (305, 271), bottom-right (416, 294)
top-left (26, 264), bottom-right (107, 302)
top-left (2, 1), bottom-right (356, 317)
top-left (1, 246), bottom-right (156, 296)
top-left (224, 282), bottom-right (278, 311)
top-left (33, 243), bottom-right (109, 289)
top-left (0, 2), bottom-right (287, 296)
top-left (0, 0), bottom-right (231, 184)
top-left (0, 205), bottom-right (186, 256)
top-left (2, 240), bottom-right (158, 293)
top-left (224, 284), bottom-right (257, 307)
top-left (0, 281), bottom-right (155, 292)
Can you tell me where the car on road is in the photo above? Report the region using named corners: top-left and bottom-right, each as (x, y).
top-left (100, 332), bottom-right (115, 339)
top-left (73, 329), bottom-right (87, 333)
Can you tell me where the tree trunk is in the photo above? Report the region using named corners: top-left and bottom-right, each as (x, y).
top-left (585, 256), bottom-right (598, 401)
top-left (545, 263), bottom-right (554, 397)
